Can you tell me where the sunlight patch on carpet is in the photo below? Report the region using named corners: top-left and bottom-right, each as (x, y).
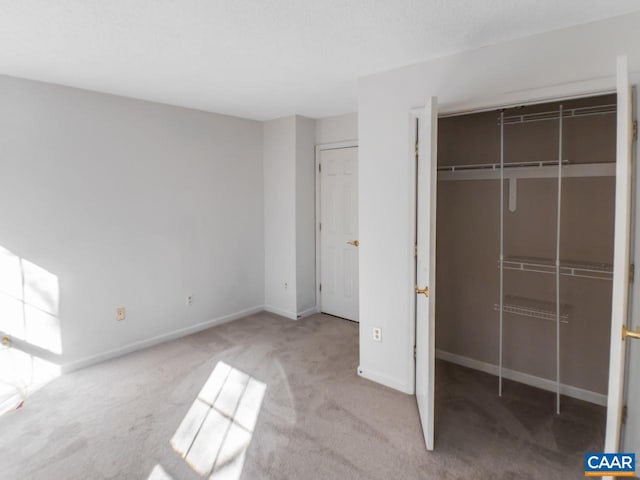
top-left (170, 361), bottom-right (266, 480)
top-left (148, 464), bottom-right (173, 480)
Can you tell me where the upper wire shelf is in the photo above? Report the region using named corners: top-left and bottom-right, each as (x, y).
top-left (501, 255), bottom-right (613, 281)
top-left (500, 103), bottom-right (616, 125)
top-left (437, 159), bottom-right (567, 173)
top-left (436, 160), bottom-right (615, 180)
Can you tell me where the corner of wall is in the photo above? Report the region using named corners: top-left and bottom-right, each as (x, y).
top-left (295, 116), bottom-right (318, 315)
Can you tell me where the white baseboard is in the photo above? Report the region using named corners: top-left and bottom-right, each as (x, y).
top-left (61, 305), bottom-right (265, 373)
top-left (357, 365), bottom-right (414, 394)
top-left (436, 349), bottom-right (607, 406)
top-left (297, 305), bottom-right (319, 319)
top-left (264, 305), bottom-right (298, 320)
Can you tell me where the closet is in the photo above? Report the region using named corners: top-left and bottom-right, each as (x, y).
top-left (435, 94), bottom-right (616, 413)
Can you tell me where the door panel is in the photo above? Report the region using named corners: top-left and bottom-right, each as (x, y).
top-left (623, 83), bottom-right (640, 462)
top-left (320, 147), bottom-right (359, 321)
top-left (416, 97), bottom-right (438, 451)
top-left (605, 54), bottom-right (634, 453)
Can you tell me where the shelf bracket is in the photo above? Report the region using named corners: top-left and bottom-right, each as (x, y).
top-left (508, 177), bottom-right (517, 212)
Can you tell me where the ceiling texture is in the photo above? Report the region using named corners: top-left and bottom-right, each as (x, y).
top-left (1, 0), bottom-right (639, 120)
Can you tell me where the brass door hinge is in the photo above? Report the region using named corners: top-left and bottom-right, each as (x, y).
top-left (319, 163), bottom-right (322, 173)
top-left (633, 121), bottom-right (638, 141)
top-left (623, 405), bottom-right (628, 424)
top-left (631, 263), bottom-right (635, 283)
top-left (414, 244), bottom-right (418, 257)
top-left (415, 285), bottom-right (429, 297)
top-left (413, 345), bottom-right (416, 359)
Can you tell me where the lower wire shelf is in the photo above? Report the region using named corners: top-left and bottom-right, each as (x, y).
top-left (494, 295), bottom-right (570, 323)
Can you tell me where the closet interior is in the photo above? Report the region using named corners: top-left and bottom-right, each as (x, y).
top-left (435, 94), bottom-right (616, 413)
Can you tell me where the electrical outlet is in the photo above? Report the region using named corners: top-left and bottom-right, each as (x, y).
top-left (116, 307), bottom-right (125, 321)
top-left (186, 294), bottom-right (193, 306)
top-left (373, 327), bottom-right (382, 342)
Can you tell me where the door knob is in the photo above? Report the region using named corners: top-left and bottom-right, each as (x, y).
top-left (622, 325), bottom-right (640, 340)
top-left (347, 240), bottom-right (359, 247)
top-left (415, 285), bottom-right (429, 297)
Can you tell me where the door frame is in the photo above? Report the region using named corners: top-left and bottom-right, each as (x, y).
top-left (409, 74), bottom-right (638, 449)
top-left (315, 140), bottom-right (359, 315)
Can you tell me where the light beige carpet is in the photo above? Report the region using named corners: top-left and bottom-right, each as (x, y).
top-left (0, 312), bottom-right (604, 479)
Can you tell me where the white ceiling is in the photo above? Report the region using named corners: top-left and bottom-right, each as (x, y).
top-left (1, 1), bottom-right (639, 120)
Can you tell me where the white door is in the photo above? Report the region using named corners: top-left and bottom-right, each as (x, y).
top-left (604, 54), bottom-right (635, 454)
top-left (319, 147), bottom-right (359, 322)
top-left (623, 77), bottom-right (640, 462)
top-left (415, 97), bottom-right (438, 451)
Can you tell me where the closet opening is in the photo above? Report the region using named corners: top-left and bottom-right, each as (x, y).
top-left (434, 93), bottom-right (616, 456)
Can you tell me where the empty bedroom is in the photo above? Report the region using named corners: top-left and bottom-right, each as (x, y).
top-left (1, 2), bottom-right (640, 479)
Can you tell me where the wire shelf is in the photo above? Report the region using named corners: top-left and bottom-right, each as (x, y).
top-left (437, 159), bottom-right (568, 172)
top-left (501, 255), bottom-right (613, 281)
top-left (436, 161), bottom-right (615, 182)
top-left (494, 295), bottom-right (570, 323)
top-left (500, 104), bottom-right (616, 125)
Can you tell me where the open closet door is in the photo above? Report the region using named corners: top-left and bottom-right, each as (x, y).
top-left (604, 54), bottom-right (634, 453)
top-left (415, 97), bottom-right (438, 451)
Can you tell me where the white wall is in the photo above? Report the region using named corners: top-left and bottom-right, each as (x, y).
top-left (0, 75), bottom-right (265, 369)
top-left (263, 116), bottom-right (297, 318)
top-left (263, 115), bottom-right (317, 318)
top-left (316, 113), bottom-right (358, 145)
top-left (358, 12), bottom-right (640, 393)
top-left (295, 116), bottom-right (317, 315)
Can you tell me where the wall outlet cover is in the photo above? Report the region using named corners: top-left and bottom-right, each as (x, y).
top-left (373, 327), bottom-right (382, 342)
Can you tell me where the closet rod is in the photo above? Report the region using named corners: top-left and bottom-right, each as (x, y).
top-left (555, 105), bottom-right (564, 415)
top-left (499, 111), bottom-right (504, 398)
